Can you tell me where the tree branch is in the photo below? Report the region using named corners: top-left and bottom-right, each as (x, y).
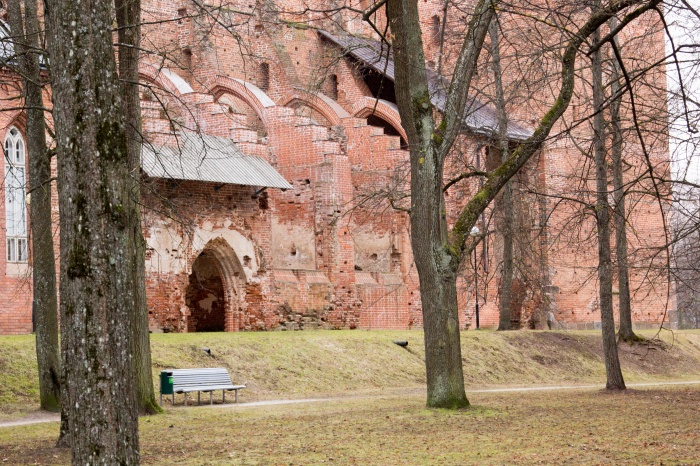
top-left (442, 170), bottom-right (488, 192)
top-left (448, 0), bottom-right (662, 261)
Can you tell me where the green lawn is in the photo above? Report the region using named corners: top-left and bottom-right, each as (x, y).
top-left (1, 385), bottom-right (699, 465)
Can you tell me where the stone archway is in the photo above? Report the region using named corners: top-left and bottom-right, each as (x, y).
top-left (186, 237), bottom-right (248, 332)
top-left (185, 251), bottom-right (227, 332)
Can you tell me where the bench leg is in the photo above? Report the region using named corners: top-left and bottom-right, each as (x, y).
top-left (235, 389), bottom-right (238, 403)
top-left (172, 393), bottom-right (175, 406)
top-left (184, 393), bottom-right (187, 407)
top-left (198, 392), bottom-right (200, 405)
top-left (210, 392), bottom-right (213, 405)
top-left (222, 390), bottom-right (225, 404)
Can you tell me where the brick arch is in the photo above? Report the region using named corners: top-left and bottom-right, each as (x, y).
top-left (352, 97), bottom-right (407, 142)
top-left (279, 88), bottom-right (350, 126)
top-left (2, 110), bottom-right (26, 135)
top-left (138, 63), bottom-right (192, 127)
top-left (192, 237), bottom-right (247, 332)
top-left (211, 76), bottom-right (276, 127)
top-left (138, 62), bottom-right (192, 97)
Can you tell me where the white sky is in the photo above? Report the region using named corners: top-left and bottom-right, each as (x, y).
top-left (666, 0), bottom-right (700, 183)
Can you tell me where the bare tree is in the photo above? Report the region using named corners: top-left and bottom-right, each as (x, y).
top-left (607, 20), bottom-right (638, 342)
top-left (45, 0), bottom-right (140, 460)
top-left (115, 0), bottom-right (162, 415)
top-left (664, 0), bottom-right (700, 329)
top-left (6, 0), bottom-right (62, 412)
top-left (591, 12), bottom-right (626, 390)
top-left (489, 15), bottom-right (514, 331)
top-left (384, 0), bottom-right (657, 407)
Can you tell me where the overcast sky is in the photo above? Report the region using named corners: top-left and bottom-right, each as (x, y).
top-left (666, 0), bottom-right (700, 182)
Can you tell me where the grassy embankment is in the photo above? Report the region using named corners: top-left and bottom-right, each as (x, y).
top-left (2, 329), bottom-right (700, 419)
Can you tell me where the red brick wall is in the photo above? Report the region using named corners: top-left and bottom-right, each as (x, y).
top-left (0, 0), bottom-right (674, 333)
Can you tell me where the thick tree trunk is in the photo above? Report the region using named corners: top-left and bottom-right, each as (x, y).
top-left (7, 0), bottom-right (62, 414)
top-left (383, 0), bottom-right (643, 406)
top-left (490, 17), bottom-right (514, 331)
top-left (45, 0), bottom-right (141, 462)
top-left (56, 410), bottom-right (70, 448)
top-left (387, 0), bottom-right (485, 408)
top-left (592, 24), bottom-right (625, 390)
top-left (408, 125), bottom-right (467, 407)
top-left (115, 0), bottom-right (162, 415)
top-left (609, 18), bottom-right (637, 343)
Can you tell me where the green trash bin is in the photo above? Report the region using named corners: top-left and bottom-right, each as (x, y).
top-left (160, 371), bottom-right (174, 405)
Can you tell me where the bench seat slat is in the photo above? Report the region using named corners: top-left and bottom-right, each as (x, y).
top-left (176, 385), bottom-right (245, 393)
top-left (162, 367), bottom-right (246, 405)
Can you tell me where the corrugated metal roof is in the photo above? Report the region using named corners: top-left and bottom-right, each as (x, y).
top-left (141, 132), bottom-right (292, 189)
top-left (319, 30), bottom-right (533, 142)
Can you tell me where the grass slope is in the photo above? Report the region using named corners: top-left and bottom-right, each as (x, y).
top-left (1, 329), bottom-right (700, 419)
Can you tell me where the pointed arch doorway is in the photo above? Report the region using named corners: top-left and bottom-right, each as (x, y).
top-left (185, 238), bottom-right (245, 332)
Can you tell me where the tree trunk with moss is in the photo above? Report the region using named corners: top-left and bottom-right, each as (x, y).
top-left (386, 0), bottom-right (496, 409)
top-left (45, 0), bottom-right (140, 461)
top-left (592, 21), bottom-right (626, 390)
top-left (7, 0), bottom-right (62, 414)
top-left (115, 0), bottom-right (162, 415)
top-left (383, 0), bottom-right (646, 407)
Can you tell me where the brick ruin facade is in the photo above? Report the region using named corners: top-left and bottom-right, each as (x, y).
top-left (0, 1), bottom-right (676, 334)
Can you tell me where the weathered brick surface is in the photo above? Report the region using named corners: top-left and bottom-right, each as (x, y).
top-left (0, 1), bottom-right (673, 333)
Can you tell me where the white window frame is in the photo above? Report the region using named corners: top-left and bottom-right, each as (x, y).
top-left (4, 127), bottom-right (28, 263)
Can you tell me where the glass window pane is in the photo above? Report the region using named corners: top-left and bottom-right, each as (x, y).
top-left (7, 238), bottom-right (15, 262)
top-left (5, 166), bottom-right (26, 237)
top-left (17, 238), bottom-right (27, 262)
top-left (16, 139), bottom-right (24, 164)
top-left (15, 168), bottom-right (26, 236)
top-left (5, 167), bottom-right (15, 237)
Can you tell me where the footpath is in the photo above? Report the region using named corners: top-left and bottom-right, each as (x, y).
top-left (2, 379), bottom-right (700, 428)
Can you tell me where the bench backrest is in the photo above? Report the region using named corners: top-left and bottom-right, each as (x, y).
top-left (169, 368), bottom-right (234, 390)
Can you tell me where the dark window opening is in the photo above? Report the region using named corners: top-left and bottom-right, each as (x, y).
top-left (431, 15), bottom-right (441, 43)
top-left (258, 190), bottom-right (269, 210)
top-left (327, 74), bottom-right (338, 100)
top-left (361, 68), bottom-right (396, 103)
top-left (259, 62), bottom-right (270, 92)
top-left (182, 48), bottom-right (192, 71)
top-left (177, 8), bottom-right (187, 23)
top-left (366, 114), bottom-right (407, 149)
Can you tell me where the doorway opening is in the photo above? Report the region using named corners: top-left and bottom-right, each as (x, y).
top-left (186, 251), bottom-right (226, 332)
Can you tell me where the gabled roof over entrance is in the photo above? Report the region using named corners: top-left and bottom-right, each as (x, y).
top-left (319, 30), bottom-right (533, 142)
top-left (141, 132), bottom-right (292, 189)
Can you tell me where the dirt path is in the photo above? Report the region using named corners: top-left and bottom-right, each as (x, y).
top-left (3, 379), bottom-right (699, 428)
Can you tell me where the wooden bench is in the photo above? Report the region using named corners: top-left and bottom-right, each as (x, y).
top-left (160, 368), bottom-right (246, 406)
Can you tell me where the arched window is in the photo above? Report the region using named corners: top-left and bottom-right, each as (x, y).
top-left (4, 127), bottom-right (27, 262)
